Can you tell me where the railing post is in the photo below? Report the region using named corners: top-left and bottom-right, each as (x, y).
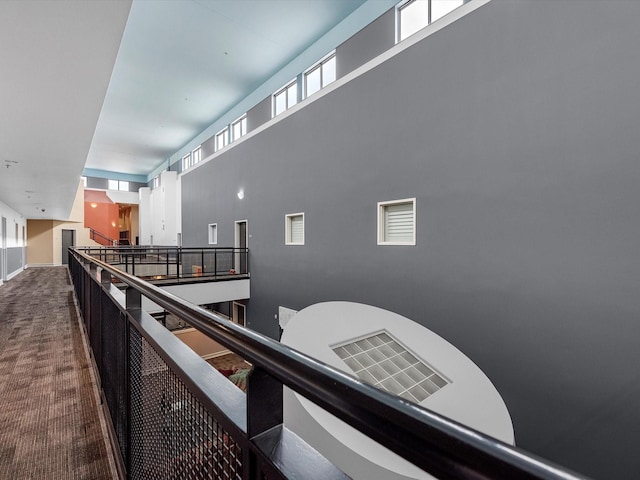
top-left (126, 287), bottom-right (141, 311)
top-left (99, 266), bottom-right (111, 288)
top-left (201, 249), bottom-right (204, 277)
top-left (214, 248), bottom-right (217, 277)
top-left (246, 366), bottom-right (284, 479)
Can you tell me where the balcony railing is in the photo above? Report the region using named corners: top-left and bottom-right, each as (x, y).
top-left (68, 247), bottom-right (589, 480)
top-left (89, 228), bottom-right (120, 247)
top-left (76, 246), bottom-right (249, 281)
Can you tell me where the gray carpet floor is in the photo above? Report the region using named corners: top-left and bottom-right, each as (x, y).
top-left (0, 267), bottom-right (115, 479)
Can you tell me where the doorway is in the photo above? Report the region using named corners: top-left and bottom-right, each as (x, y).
top-left (234, 220), bottom-right (247, 274)
top-left (61, 229), bottom-right (76, 265)
top-left (233, 302), bottom-right (246, 327)
top-left (1, 217), bottom-right (6, 281)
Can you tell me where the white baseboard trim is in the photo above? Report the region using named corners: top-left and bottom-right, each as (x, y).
top-left (6, 267), bottom-right (24, 281)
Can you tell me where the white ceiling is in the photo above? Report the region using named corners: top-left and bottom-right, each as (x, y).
top-left (0, 0), bottom-right (373, 221)
top-left (0, 0), bottom-right (131, 220)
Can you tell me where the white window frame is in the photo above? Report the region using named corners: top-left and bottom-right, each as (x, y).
top-left (304, 51), bottom-right (336, 99)
top-left (81, 176), bottom-right (87, 187)
top-left (231, 114), bottom-right (247, 142)
top-left (396, 0), bottom-right (464, 43)
top-left (108, 179), bottom-right (130, 192)
top-left (152, 175), bottom-right (160, 189)
top-left (216, 127), bottom-right (229, 151)
top-left (192, 146), bottom-right (202, 165)
top-left (182, 153), bottom-right (192, 171)
top-left (208, 223), bottom-right (218, 245)
top-left (285, 212), bottom-right (305, 245)
top-left (377, 198), bottom-right (416, 245)
top-left (273, 79), bottom-right (298, 117)
top-left (397, 0), bottom-right (429, 43)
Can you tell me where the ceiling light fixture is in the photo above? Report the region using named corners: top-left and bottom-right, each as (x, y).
top-left (237, 189), bottom-right (244, 200)
top-left (90, 203), bottom-right (98, 208)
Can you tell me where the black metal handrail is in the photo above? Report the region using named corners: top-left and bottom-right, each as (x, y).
top-left (89, 228), bottom-right (119, 246)
top-left (77, 245), bottom-right (249, 280)
top-left (69, 247), bottom-right (589, 480)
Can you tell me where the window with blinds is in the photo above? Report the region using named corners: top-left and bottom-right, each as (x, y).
top-left (378, 198), bottom-right (416, 245)
top-left (285, 213), bottom-right (305, 245)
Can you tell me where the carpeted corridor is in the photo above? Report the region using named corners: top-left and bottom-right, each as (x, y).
top-left (0, 267), bottom-right (115, 479)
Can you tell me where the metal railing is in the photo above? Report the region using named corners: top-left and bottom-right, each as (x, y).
top-left (89, 228), bottom-right (120, 247)
top-left (76, 246), bottom-right (249, 281)
top-left (68, 247), bottom-right (589, 480)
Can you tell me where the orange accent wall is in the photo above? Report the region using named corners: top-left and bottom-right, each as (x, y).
top-left (84, 196), bottom-right (119, 245)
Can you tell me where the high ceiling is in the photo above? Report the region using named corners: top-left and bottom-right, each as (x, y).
top-left (0, 0), bottom-right (131, 220)
top-left (0, 0), bottom-right (386, 220)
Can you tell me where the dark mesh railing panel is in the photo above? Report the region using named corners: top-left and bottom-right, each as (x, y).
top-left (100, 301), bottom-right (128, 463)
top-left (211, 251), bottom-right (233, 274)
top-left (89, 281), bottom-right (102, 368)
top-left (129, 326), bottom-right (242, 480)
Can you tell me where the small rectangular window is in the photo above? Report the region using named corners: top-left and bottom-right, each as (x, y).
top-left (398, 0), bottom-right (429, 41)
top-left (182, 153), bottom-right (192, 171)
top-left (192, 146), bottom-right (202, 165)
top-left (208, 223), bottom-right (218, 245)
top-left (231, 115), bottom-right (247, 142)
top-left (431, 0), bottom-right (464, 22)
top-left (304, 53), bottom-right (336, 98)
top-left (378, 198), bottom-right (416, 245)
top-left (285, 213), bottom-right (305, 245)
top-left (216, 127), bottom-right (229, 151)
top-left (152, 176), bottom-right (160, 189)
top-left (397, 0), bottom-right (464, 42)
top-left (108, 179), bottom-right (130, 191)
top-left (273, 79), bottom-right (298, 117)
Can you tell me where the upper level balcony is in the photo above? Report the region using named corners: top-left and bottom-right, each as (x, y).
top-left (77, 246), bottom-right (250, 317)
top-left (60, 247), bottom-right (590, 480)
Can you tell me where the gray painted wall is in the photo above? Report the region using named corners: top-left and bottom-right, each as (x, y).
top-left (336, 8), bottom-right (395, 78)
top-left (182, 1), bottom-right (640, 478)
top-left (6, 247), bottom-right (23, 274)
top-left (201, 135), bottom-right (217, 161)
top-left (247, 96), bottom-right (272, 134)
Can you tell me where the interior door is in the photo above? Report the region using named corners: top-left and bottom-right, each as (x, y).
top-left (61, 229), bottom-right (75, 265)
top-left (234, 220), bottom-right (247, 273)
top-left (233, 302), bottom-right (246, 326)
